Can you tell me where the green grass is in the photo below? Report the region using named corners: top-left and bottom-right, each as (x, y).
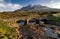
top-left (49, 15), bottom-right (60, 22)
top-left (0, 20), bottom-right (17, 39)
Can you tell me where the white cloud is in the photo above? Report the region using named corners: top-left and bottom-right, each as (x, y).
top-left (41, 0), bottom-right (60, 9)
top-left (0, 0), bottom-right (4, 2)
top-left (46, 2), bottom-right (60, 9)
top-left (48, 2), bottom-right (60, 9)
top-left (0, 0), bottom-right (22, 12)
top-left (49, 0), bottom-right (60, 9)
top-left (50, 0), bottom-right (55, 3)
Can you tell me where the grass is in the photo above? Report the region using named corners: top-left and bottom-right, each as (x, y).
top-left (0, 20), bottom-right (18, 39)
top-left (53, 13), bottom-right (60, 17)
top-left (0, 11), bottom-right (40, 39)
top-left (0, 11), bottom-right (40, 19)
top-left (48, 14), bottom-right (60, 22)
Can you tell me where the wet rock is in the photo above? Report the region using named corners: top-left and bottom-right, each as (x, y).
top-left (27, 36), bottom-right (33, 39)
top-left (20, 28), bottom-right (41, 39)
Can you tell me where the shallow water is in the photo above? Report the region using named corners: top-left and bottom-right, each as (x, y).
top-left (19, 21), bottom-right (25, 26)
top-left (44, 28), bottom-right (58, 38)
top-left (29, 22), bottom-right (36, 25)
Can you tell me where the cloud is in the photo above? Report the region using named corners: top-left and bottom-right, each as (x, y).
top-left (0, 0), bottom-right (4, 2)
top-left (50, 0), bottom-right (55, 3)
top-left (0, 0), bottom-right (22, 12)
top-left (48, 2), bottom-right (60, 9)
top-left (41, 0), bottom-right (60, 9)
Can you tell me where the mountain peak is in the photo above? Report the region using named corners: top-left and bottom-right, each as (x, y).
top-left (27, 4), bottom-right (32, 7)
top-left (21, 4), bottom-right (49, 11)
top-left (20, 4), bottom-right (60, 12)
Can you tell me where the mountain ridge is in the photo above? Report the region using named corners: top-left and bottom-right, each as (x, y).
top-left (20, 4), bottom-right (60, 12)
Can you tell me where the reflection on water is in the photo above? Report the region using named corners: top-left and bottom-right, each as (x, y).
top-left (19, 21), bottom-right (25, 26)
top-left (29, 20), bottom-right (36, 25)
top-left (29, 21), bottom-right (36, 25)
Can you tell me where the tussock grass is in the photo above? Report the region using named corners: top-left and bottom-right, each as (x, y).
top-left (0, 20), bottom-right (18, 39)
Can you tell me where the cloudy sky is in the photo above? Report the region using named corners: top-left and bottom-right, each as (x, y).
top-left (0, 0), bottom-right (60, 12)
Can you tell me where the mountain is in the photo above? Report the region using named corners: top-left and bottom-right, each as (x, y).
top-left (21, 4), bottom-right (60, 12)
top-left (21, 4), bottom-right (49, 10)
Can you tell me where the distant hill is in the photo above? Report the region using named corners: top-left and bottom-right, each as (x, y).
top-left (20, 4), bottom-right (60, 12)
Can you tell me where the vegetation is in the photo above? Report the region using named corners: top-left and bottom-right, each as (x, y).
top-left (0, 20), bottom-right (17, 39)
top-left (0, 10), bottom-right (59, 39)
top-left (0, 11), bottom-right (40, 19)
top-left (48, 14), bottom-right (60, 22)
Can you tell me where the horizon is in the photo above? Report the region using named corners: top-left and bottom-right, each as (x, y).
top-left (0, 0), bottom-right (60, 12)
